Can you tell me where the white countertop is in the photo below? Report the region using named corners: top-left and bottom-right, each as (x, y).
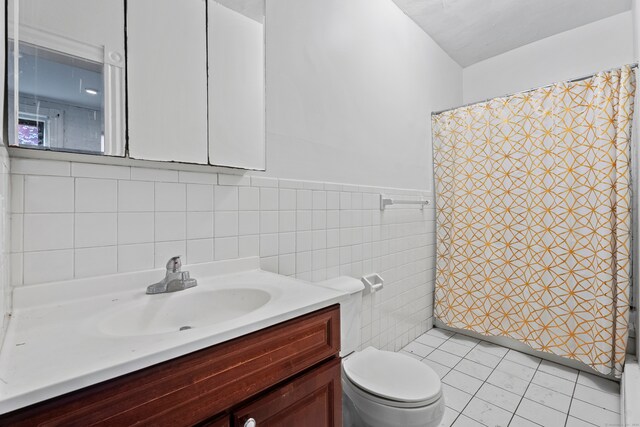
top-left (0, 257), bottom-right (347, 414)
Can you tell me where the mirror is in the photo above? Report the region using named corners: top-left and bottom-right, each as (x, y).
top-left (8, 0), bottom-right (126, 156)
top-left (208, 0), bottom-right (266, 170)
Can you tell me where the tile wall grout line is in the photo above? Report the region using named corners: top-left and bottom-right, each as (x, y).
top-left (20, 176), bottom-right (25, 282)
top-left (115, 178), bottom-right (120, 273)
top-left (72, 177), bottom-right (77, 278)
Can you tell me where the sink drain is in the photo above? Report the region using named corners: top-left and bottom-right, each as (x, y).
top-left (179, 326), bottom-right (192, 331)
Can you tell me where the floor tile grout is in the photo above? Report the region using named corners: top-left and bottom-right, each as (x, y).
top-left (423, 331), bottom-right (476, 426)
top-left (426, 332), bottom-right (468, 426)
top-left (442, 335), bottom-right (512, 427)
top-left (506, 357), bottom-right (542, 426)
top-left (564, 376), bottom-right (579, 427)
top-left (565, 374), bottom-right (614, 427)
top-left (572, 371), bottom-right (623, 402)
top-left (421, 335), bottom-right (521, 426)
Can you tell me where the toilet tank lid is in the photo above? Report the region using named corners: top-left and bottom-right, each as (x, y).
top-left (343, 347), bottom-right (442, 404)
top-left (314, 276), bottom-right (365, 293)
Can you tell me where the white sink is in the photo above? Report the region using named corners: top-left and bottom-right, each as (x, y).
top-left (1, 257), bottom-right (348, 414)
top-left (99, 288), bottom-right (271, 336)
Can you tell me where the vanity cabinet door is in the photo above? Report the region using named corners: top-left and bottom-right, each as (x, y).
top-left (233, 358), bottom-right (342, 427)
top-left (127, 0), bottom-right (208, 164)
top-left (198, 414), bottom-right (230, 427)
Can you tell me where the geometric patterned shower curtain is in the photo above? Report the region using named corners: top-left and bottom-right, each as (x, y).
top-left (432, 65), bottom-right (636, 377)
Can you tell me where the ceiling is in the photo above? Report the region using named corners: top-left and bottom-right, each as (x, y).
top-left (216, 0), bottom-right (264, 23)
top-left (392, 0), bottom-right (632, 67)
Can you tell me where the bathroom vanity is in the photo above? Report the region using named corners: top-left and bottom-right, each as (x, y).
top-left (0, 258), bottom-right (347, 425)
top-left (0, 306), bottom-right (341, 426)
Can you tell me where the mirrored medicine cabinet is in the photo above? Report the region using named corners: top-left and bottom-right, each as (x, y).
top-left (209, 0), bottom-right (266, 170)
top-left (8, 0), bottom-right (126, 156)
top-left (8, 0), bottom-right (266, 171)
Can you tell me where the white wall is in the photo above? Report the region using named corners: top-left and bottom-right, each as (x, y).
top-left (0, 0), bottom-right (9, 343)
top-left (463, 11), bottom-right (634, 104)
top-left (624, 5), bottom-right (640, 426)
top-left (263, 0), bottom-right (462, 192)
top-left (0, 151), bottom-right (8, 343)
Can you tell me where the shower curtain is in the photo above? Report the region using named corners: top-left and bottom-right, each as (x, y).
top-left (432, 65), bottom-right (636, 377)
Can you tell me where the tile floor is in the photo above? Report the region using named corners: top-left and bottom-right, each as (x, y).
top-left (400, 328), bottom-right (622, 427)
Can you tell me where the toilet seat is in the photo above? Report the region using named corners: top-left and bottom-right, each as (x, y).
top-left (343, 373), bottom-right (439, 409)
top-left (343, 347), bottom-right (442, 407)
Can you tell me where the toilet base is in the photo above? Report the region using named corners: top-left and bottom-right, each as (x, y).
top-left (342, 377), bottom-right (445, 427)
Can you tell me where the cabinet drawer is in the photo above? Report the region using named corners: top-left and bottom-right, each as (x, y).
top-left (0, 305), bottom-right (340, 426)
top-left (234, 358), bottom-right (342, 427)
top-left (198, 414), bottom-right (230, 427)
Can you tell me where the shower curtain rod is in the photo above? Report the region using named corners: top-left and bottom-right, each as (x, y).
top-left (431, 63), bottom-right (639, 116)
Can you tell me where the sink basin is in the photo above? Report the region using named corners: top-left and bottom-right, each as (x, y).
top-left (99, 288), bottom-right (271, 337)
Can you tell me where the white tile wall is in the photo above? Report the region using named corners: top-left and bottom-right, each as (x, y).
top-left (0, 146), bottom-right (10, 342)
top-left (9, 158), bottom-right (436, 351)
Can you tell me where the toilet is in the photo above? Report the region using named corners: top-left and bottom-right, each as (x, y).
top-left (315, 277), bottom-right (445, 427)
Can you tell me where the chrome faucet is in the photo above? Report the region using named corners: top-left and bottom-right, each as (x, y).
top-left (146, 256), bottom-right (197, 294)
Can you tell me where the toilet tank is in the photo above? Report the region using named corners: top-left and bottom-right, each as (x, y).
top-left (314, 277), bottom-right (365, 356)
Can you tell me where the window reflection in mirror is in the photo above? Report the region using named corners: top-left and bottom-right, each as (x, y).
top-left (9, 43), bottom-right (105, 153)
top-left (8, 0), bottom-right (126, 156)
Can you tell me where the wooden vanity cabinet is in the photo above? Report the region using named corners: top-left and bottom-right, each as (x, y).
top-left (198, 415), bottom-right (230, 427)
top-left (232, 358), bottom-right (341, 427)
top-left (0, 305), bottom-right (342, 426)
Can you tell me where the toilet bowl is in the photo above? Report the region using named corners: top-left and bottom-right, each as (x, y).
top-left (314, 277), bottom-right (445, 427)
top-left (342, 347), bottom-right (445, 427)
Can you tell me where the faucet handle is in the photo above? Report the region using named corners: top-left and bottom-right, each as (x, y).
top-left (166, 256), bottom-right (182, 273)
